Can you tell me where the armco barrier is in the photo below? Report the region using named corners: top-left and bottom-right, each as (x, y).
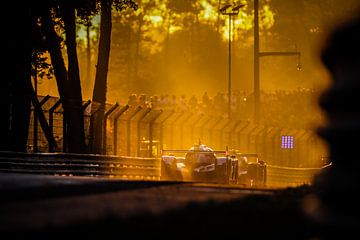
top-left (0, 151), bottom-right (332, 187)
top-left (266, 164), bottom-right (323, 187)
top-left (0, 151), bottom-right (161, 180)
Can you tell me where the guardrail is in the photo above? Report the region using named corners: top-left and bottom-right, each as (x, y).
top-left (0, 151), bottom-right (161, 180)
top-left (266, 164), bottom-right (329, 187)
top-left (0, 151), bottom-right (330, 187)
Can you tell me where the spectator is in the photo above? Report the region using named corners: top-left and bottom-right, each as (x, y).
top-left (179, 94), bottom-right (187, 111)
top-left (188, 95), bottom-right (198, 112)
top-left (138, 94), bottom-right (148, 109)
top-left (128, 94), bottom-right (138, 107)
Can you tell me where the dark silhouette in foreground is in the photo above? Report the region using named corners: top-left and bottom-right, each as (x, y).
top-left (309, 13), bottom-right (360, 233)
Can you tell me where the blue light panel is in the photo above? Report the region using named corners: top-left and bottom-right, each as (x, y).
top-left (281, 135), bottom-right (294, 149)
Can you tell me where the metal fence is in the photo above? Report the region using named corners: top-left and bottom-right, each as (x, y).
top-left (27, 96), bottom-right (327, 168)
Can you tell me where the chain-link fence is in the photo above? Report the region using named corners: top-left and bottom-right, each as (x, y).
top-left (27, 96), bottom-right (327, 168)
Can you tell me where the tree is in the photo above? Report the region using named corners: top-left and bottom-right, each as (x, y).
top-left (1, 2), bottom-right (33, 152)
top-left (36, 0), bottom-right (88, 153)
top-left (90, 0), bottom-right (137, 154)
top-left (90, 0), bottom-right (113, 153)
top-left (63, 1), bottom-right (87, 152)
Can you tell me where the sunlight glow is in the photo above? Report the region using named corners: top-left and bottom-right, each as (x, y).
top-left (199, 0), bottom-right (218, 22)
top-left (122, 0), bottom-right (276, 52)
top-left (260, 5), bottom-right (275, 29)
top-left (219, 4), bottom-right (275, 41)
top-left (145, 15), bottom-right (163, 27)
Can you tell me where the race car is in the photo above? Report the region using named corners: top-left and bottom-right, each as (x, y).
top-left (160, 144), bottom-right (267, 186)
top-left (233, 152), bottom-right (267, 187)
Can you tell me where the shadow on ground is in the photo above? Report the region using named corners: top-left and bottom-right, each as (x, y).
top-left (6, 184), bottom-right (352, 239)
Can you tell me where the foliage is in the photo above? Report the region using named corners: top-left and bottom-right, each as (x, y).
top-left (113, 0), bottom-right (138, 12)
top-left (76, 0), bottom-right (138, 25)
top-left (31, 51), bottom-right (54, 80)
top-left (167, 0), bottom-right (198, 14)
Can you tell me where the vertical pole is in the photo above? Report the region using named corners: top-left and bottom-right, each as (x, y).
top-left (102, 103), bottom-right (119, 155)
top-left (254, 0), bottom-right (260, 123)
top-left (228, 14), bottom-right (232, 120)
top-left (33, 63), bottom-right (38, 153)
top-left (63, 111), bottom-right (67, 152)
top-left (148, 111), bottom-right (161, 158)
top-left (127, 118), bottom-right (131, 156)
top-left (86, 22), bottom-right (91, 90)
top-left (113, 105), bottom-right (129, 155)
top-left (49, 109), bottom-right (54, 152)
top-left (49, 100), bottom-right (62, 152)
top-left (113, 118), bottom-right (118, 155)
top-left (149, 121), bottom-right (153, 158)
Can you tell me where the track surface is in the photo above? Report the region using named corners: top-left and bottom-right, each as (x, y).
top-left (0, 173), bottom-right (274, 233)
top-left (3, 173), bottom-right (347, 239)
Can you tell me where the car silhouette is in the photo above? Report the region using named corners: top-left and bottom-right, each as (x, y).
top-left (161, 144), bottom-right (266, 186)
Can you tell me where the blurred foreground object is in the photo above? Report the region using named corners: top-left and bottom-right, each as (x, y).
top-left (308, 13), bottom-right (360, 232)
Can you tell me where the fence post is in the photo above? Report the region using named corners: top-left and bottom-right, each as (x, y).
top-left (172, 112), bottom-right (192, 149)
top-left (228, 120), bottom-right (241, 149)
top-left (28, 85), bottom-right (56, 153)
top-left (63, 109), bottom-right (67, 152)
top-left (236, 121), bottom-right (250, 152)
top-left (82, 100), bottom-right (91, 111)
top-left (158, 111), bottom-right (174, 152)
top-left (136, 108), bottom-right (151, 157)
top-left (33, 95), bottom-right (51, 152)
top-left (189, 114), bottom-right (204, 146)
top-left (113, 105), bottom-right (129, 155)
top-left (208, 117), bottom-right (223, 148)
top-left (88, 103), bottom-right (102, 153)
top-left (102, 103), bottom-right (119, 155)
top-left (149, 110), bottom-right (163, 157)
top-left (199, 115), bottom-right (213, 144)
top-left (162, 112), bottom-right (183, 150)
top-left (48, 99), bottom-right (62, 152)
top-left (127, 106), bottom-right (142, 156)
top-left (217, 118), bottom-right (230, 149)
top-left (39, 95), bottom-right (51, 106)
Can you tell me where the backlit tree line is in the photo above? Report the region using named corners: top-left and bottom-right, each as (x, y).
top-left (1, 0), bottom-right (137, 154)
top-left (1, 0), bottom-right (358, 154)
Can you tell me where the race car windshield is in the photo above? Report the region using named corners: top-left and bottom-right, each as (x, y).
top-left (189, 144), bottom-right (213, 152)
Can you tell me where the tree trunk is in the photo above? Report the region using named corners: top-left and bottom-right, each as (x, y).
top-left (43, 15), bottom-right (68, 97)
top-left (86, 22), bottom-right (92, 96)
top-left (42, 10), bottom-right (70, 152)
top-left (63, 2), bottom-right (86, 153)
top-left (90, 0), bottom-right (112, 154)
top-left (43, 8), bottom-right (86, 153)
top-left (6, 4), bottom-right (32, 152)
top-left (0, 63), bottom-right (11, 151)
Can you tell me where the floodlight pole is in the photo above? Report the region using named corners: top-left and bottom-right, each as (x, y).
top-left (254, 0), bottom-right (260, 124)
top-left (33, 62), bottom-right (38, 153)
top-left (221, 4), bottom-right (244, 120)
top-left (254, 0), bottom-right (301, 124)
top-left (228, 14), bottom-right (232, 120)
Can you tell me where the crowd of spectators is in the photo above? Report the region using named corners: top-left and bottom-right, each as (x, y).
top-left (124, 88), bottom-right (323, 129)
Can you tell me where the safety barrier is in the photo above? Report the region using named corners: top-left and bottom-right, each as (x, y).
top-left (0, 151), bottom-right (331, 187)
top-left (266, 164), bottom-right (329, 187)
top-left (0, 151), bottom-right (161, 180)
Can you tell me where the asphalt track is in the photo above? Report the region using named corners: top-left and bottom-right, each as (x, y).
top-left (0, 173), bottom-right (345, 239)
